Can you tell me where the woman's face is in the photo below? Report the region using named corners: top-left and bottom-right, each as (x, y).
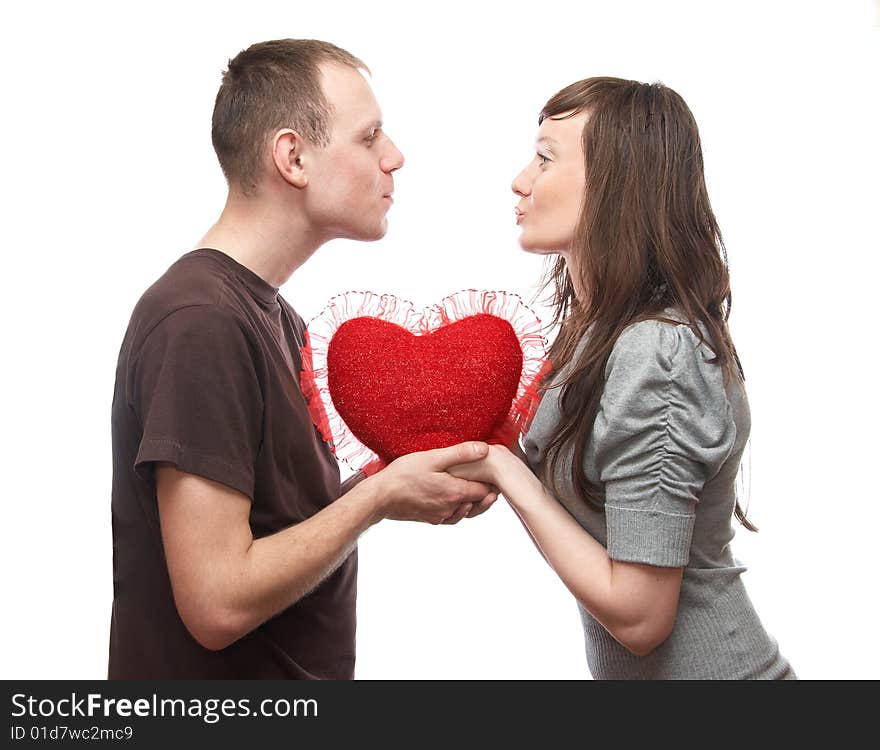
top-left (511, 110), bottom-right (588, 258)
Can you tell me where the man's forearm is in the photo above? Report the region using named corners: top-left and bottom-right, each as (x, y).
top-left (340, 470), bottom-right (366, 494)
top-left (210, 478), bottom-right (382, 649)
top-left (162, 443), bottom-right (490, 651)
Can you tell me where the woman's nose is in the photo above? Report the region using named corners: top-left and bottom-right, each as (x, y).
top-left (511, 167), bottom-right (530, 197)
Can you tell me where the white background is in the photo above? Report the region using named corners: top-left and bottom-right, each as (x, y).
top-left (1, 0), bottom-right (878, 679)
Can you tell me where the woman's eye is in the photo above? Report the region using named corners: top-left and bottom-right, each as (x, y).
top-left (537, 153), bottom-right (550, 166)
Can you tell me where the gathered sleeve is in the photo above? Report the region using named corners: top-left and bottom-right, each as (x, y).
top-left (589, 320), bottom-right (737, 567)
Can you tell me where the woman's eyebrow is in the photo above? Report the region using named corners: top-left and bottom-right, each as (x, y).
top-left (536, 136), bottom-right (559, 151)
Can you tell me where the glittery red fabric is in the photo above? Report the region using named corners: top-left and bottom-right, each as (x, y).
top-left (327, 314), bottom-right (522, 463)
top-left (299, 290), bottom-right (548, 475)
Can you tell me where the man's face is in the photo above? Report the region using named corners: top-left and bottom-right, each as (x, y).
top-left (304, 63), bottom-right (404, 242)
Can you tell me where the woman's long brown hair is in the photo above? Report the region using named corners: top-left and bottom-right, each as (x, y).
top-left (538, 77), bottom-right (757, 532)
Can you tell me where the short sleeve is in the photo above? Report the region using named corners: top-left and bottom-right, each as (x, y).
top-left (131, 305), bottom-right (264, 499)
top-left (590, 321), bottom-right (737, 567)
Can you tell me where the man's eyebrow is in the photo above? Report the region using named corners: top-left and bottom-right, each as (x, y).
top-left (362, 120), bottom-right (383, 133)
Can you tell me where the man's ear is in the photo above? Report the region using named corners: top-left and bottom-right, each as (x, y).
top-left (271, 129), bottom-right (308, 189)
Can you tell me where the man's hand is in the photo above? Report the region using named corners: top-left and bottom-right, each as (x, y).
top-left (369, 441), bottom-right (497, 525)
top-left (446, 444), bottom-right (529, 518)
top-left (446, 488), bottom-right (499, 523)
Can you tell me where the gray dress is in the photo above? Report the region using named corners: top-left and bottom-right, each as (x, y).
top-left (523, 310), bottom-right (796, 679)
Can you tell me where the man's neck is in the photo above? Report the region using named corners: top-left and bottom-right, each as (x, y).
top-left (197, 193), bottom-right (326, 288)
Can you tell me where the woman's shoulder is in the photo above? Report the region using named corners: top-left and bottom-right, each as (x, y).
top-left (597, 309), bottom-right (739, 466)
top-left (610, 307), bottom-right (714, 375)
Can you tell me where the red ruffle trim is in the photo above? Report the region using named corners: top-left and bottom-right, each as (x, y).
top-left (300, 290), bottom-right (549, 476)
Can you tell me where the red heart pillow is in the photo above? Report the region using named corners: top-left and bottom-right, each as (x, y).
top-left (300, 290), bottom-right (548, 474)
top-left (328, 314), bottom-right (522, 463)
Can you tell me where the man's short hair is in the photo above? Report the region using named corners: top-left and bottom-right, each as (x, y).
top-left (211, 39), bottom-right (368, 194)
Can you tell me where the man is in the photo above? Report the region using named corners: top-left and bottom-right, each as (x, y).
top-left (109, 39), bottom-right (496, 679)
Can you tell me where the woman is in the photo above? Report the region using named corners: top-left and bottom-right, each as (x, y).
top-left (452, 77), bottom-right (795, 679)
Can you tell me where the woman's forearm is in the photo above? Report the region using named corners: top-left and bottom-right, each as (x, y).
top-left (497, 456), bottom-right (650, 647)
top-left (506, 502), bottom-right (548, 563)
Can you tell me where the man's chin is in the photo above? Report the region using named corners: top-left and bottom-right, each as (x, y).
top-left (361, 220), bottom-right (389, 242)
top-left (337, 221), bottom-right (387, 243)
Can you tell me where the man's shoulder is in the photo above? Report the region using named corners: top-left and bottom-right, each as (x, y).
top-left (140, 250), bottom-right (231, 311)
top-left (124, 250), bottom-right (244, 351)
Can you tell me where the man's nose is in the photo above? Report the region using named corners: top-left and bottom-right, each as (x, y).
top-left (381, 140), bottom-right (404, 173)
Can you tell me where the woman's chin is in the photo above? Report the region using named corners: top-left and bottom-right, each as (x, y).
top-left (518, 236), bottom-right (559, 256)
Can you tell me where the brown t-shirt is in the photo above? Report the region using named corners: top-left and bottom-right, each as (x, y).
top-left (109, 248), bottom-right (356, 679)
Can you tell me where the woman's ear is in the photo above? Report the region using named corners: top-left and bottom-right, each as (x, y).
top-left (271, 129), bottom-right (308, 189)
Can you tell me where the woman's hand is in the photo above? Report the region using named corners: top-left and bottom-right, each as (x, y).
top-left (508, 439), bottom-right (527, 462)
top-left (447, 444), bottom-right (518, 487)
